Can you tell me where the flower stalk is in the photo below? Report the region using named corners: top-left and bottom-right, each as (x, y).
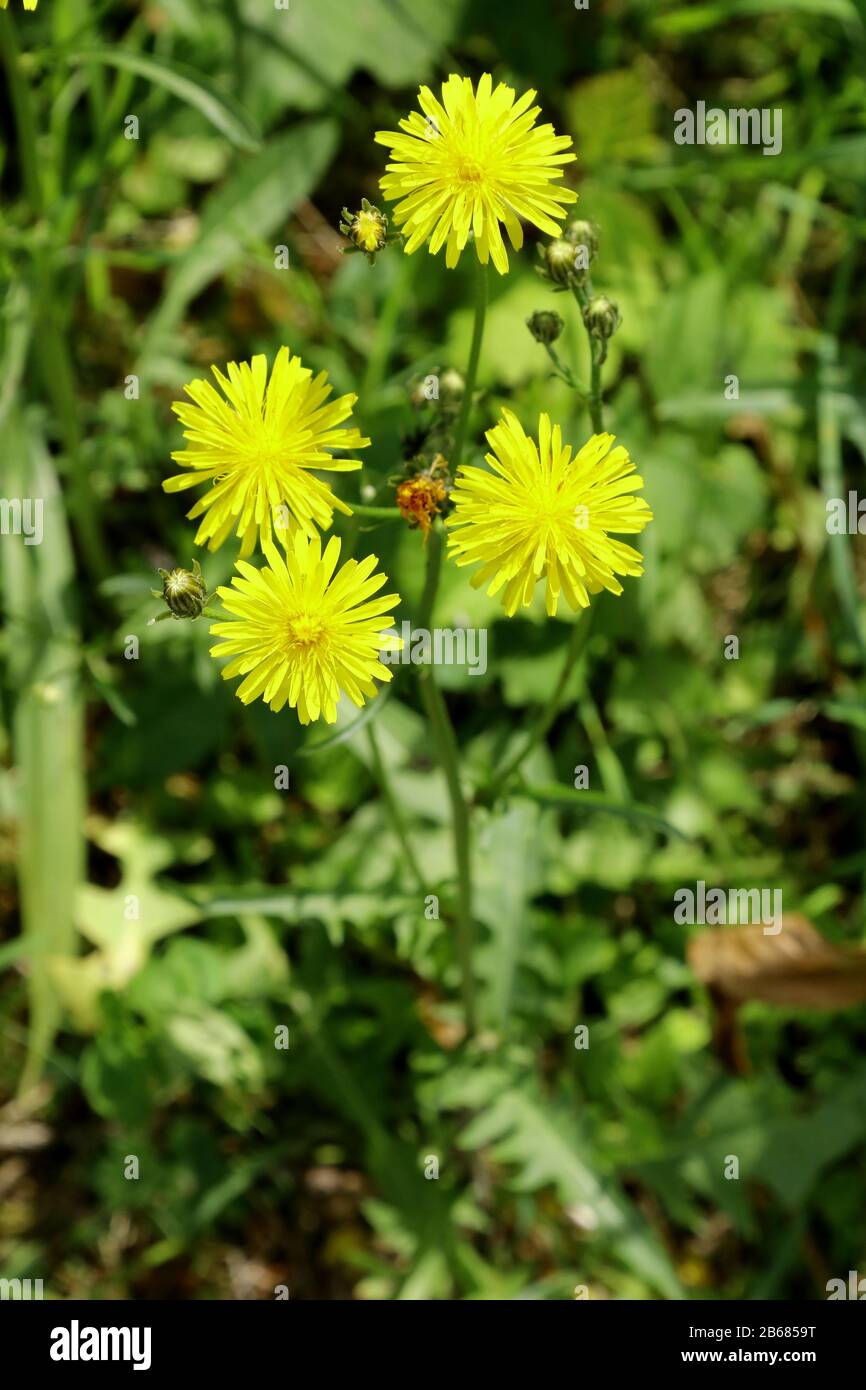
top-left (450, 259), bottom-right (488, 472)
top-left (415, 524), bottom-right (477, 1033)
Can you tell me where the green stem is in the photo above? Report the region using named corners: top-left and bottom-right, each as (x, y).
top-left (351, 503), bottom-right (402, 519)
top-left (572, 283), bottom-right (605, 433)
top-left (415, 526), bottom-right (476, 1032)
top-left (222, 0), bottom-right (245, 98)
top-left (450, 259), bottom-right (488, 471)
top-left (367, 725), bottom-right (427, 899)
top-left (0, 14), bottom-right (43, 213)
top-left (479, 616), bottom-right (591, 805)
top-left (588, 350), bottom-right (604, 433)
top-left (543, 341), bottom-right (586, 393)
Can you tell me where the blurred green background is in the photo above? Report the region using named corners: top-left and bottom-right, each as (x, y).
top-left (2, 0), bottom-right (866, 1300)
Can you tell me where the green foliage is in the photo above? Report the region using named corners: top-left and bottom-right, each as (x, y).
top-left (1, 0), bottom-right (865, 1303)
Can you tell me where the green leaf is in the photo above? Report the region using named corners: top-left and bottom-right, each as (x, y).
top-left (475, 801), bottom-right (548, 1028)
top-left (566, 69), bottom-right (662, 168)
top-left (65, 48), bottom-right (261, 150)
top-left (165, 1005), bottom-right (264, 1090)
top-left (452, 1069), bottom-right (683, 1298)
top-left (197, 888), bottom-right (418, 946)
top-left (521, 782), bottom-right (692, 842)
top-left (652, 0), bottom-right (861, 36)
top-left (2, 415), bottom-right (85, 1090)
top-left (48, 823), bottom-right (202, 1032)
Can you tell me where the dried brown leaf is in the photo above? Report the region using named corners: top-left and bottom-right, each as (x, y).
top-left (687, 914), bottom-right (866, 1009)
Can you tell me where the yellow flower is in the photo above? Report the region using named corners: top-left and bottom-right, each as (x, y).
top-left (375, 72), bottom-right (577, 275)
top-left (446, 409), bottom-right (652, 617)
top-left (209, 533), bottom-right (401, 724)
top-left (0, 1), bottom-right (39, 9)
top-left (163, 347), bottom-right (369, 557)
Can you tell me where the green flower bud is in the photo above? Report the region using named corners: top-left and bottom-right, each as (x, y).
top-left (438, 367), bottom-right (465, 407)
top-left (153, 560), bottom-right (208, 619)
top-left (526, 310), bottom-right (564, 345)
top-left (584, 294), bottom-right (621, 341)
top-left (339, 198), bottom-right (388, 263)
top-left (539, 237), bottom-right (581, 287)
top-left (564, 218), bottom-right (599, 266)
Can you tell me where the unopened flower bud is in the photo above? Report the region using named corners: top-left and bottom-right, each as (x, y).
top-left (584, 295), bottom-right (621, 341)
top-left (564, 218), bottom-right (599, 266)
top-left (438, 367), bottom-right (465, 407)
top-left (153, 561), bottom-right (207, 619)
top-left (539, 237), bottom-right (581, 287)
top-left (526, 310), bottom-right (564, 345)
top-left (339, 198), bottom-right (388, 263)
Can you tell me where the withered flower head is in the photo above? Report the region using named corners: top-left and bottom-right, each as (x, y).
top-left (396, 457), bottom-right (451, 539)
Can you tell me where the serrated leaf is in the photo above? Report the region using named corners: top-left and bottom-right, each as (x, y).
top-left (455, 1070), bottom-right (683, 1298)
top-left (475, 801), bottom-right (548, 1028)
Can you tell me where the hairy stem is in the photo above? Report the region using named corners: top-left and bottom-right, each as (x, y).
top-left (572, 282), bottom-right (605, 433)
top-left (588, 349), bottom-right (604, 433)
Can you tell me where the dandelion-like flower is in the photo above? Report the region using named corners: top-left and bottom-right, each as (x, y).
top-left (375, 73), bottom-right (577, 275)
top-left (446, 409), bottom-right (652, 616)
top-left (163, 347), bottom-right (369, 557)
top-left (209, 533), bottom-right (401, 724)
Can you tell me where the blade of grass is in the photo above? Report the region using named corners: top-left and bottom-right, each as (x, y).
top-left (64, 48), bottom-right (261, 151)
top-left (3, 413), bottom-right (85, 1094)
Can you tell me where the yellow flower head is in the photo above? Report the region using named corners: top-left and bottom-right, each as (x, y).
top-left (209, 533), bottom-right (401, 725)
top-left (375, 73), bottom-right (577, 275)
top-left (446, 409), bottom-right (652, 617)
top-left (0, 1), bottom-right (39, 8)
top-left (164, 347), bottom-right (369, 557)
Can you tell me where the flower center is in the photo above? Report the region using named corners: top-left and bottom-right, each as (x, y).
top-left (453, 155), bottom-right (485, 186)
top-left (287, 612), bottom-right (327, 649)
